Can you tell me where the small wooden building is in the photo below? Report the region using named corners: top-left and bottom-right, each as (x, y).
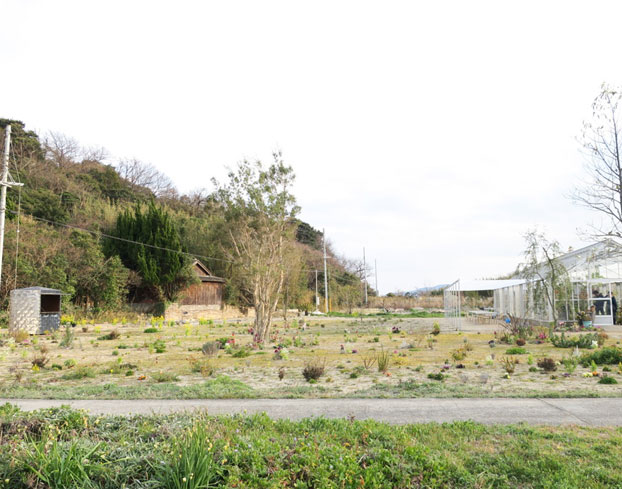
top-left (178, 260), bottom-right (225, 307)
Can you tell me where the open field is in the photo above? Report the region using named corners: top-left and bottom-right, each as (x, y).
top-left (1, 404), bottom-right (622, 488)
top-left (2, 313), bottom-right (622, 399)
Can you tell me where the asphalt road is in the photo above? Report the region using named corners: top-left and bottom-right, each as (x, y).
top-left (2, 398), bottom-right (622, 425)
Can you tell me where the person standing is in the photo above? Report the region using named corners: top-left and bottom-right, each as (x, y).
top-left (612, 293), bottom-right (618, 325)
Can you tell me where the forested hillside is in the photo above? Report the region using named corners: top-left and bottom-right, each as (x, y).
top-left (0, 119), bottom-right (371, 315)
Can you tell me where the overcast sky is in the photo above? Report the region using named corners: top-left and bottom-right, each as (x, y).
top-left (2, 0), bottom-right (621, 293)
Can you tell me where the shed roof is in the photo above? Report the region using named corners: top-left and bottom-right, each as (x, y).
top-left (17, 287), bottom-right (64, 295)
top-left (192, 259), bottom-right (225, 284)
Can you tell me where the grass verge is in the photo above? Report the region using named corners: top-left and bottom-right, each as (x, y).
top-left (0, 404), bottom-right (621, 488)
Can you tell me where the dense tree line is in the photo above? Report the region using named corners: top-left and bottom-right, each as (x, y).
top-left (0, 119), bottom-right (372, 323)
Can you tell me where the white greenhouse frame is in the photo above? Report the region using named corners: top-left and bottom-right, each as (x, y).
top-left (445, 240), bottom-right (622, 327)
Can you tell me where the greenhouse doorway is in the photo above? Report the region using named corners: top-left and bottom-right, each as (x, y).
top-left (589, 282), bottom-right (613, 326)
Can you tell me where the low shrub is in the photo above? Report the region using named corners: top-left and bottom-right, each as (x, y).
top-left (580, 347), bottom-right (622, 366)
top-left (152, 339), bottom-right (166, 353)
top-left (505, 347), bottom-right (527, 355)
top-left (152, 371), bottom-right (179, 383)
top-left (303, 359), bottom-right (326, 382)
top-left (427, 372), bottom-right (446, 381)
top-left (231, 347), bottom-right (251, 358)
top-left (562, 357), bottom-right (578, 374)
top-left (515, 338), bottom-right (526, 347)
top-left (537, 358), bottom-right (557, 372)
top-left (11, 329), bottom-right (30, 343)
top-left (143, 327), bottom-right (158, 333)
top-left (62, 367), bottom-right (96, 380)
top-left (551, 332), bottom-right (597, 349)
top-left (64, 359), bottom-right (77, 368)
top-left (450, 347), bottom-right (467, 361)
top-left (201, 341), bottom-right (220, 357)
top-left (598, 375), bottom-right (618, 384)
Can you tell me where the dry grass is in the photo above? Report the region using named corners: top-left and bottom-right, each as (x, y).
top-left (0, 316), bottom-right (621, 398)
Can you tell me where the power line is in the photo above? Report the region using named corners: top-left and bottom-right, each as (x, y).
top-left (7, 209), bottom-right (364, 279)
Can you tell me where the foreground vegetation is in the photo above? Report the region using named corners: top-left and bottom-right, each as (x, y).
top-left (0, 404), bottom-right (621, 488)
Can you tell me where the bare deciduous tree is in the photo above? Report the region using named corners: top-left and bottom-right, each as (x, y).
top-left (43, 132), bottom-right (110, 167)
top-left (44, 132), bottom-right (81, 167)
top-left (519, 229), bottom-right (570, 334)
top-left (213, 153), bottom-right (300, 343)
top-left (573, 84), bottom-right (622, 237)
top-left (116, 158), bottom-right (176, 197)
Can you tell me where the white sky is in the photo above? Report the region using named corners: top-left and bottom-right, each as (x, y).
top-left (2, 0), bottom-right (621, 293)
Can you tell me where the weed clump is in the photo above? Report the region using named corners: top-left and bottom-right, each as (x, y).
top-left (501, 356), bottom-right (518, 374)
top-left (152, 371), bottom-right (179, 383)
top-left (377, 348), bottom-right (391, 373)
top-left (201, 341), bottom-right (220, 357)
top-left (189, 358), bottom-right (214, 377)
top-left (431, 322), bottom-right (441, 336)
top-left (98, 329), bottom-right (121, 341)
top-left (59, 324), bottom-right (75, 348)
top-left (31, 348), bottom-right (50, 369)
top-left (303, 359), bottom-right (326, 382)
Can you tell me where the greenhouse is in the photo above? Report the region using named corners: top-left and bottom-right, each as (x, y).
top-left (444, 240), bottom-right (622, 328)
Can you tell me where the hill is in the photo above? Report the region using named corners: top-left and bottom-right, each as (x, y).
top-left (0, 119), bottom-right (371, 314)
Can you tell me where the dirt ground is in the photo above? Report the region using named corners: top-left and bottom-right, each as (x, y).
top-left (2, 315), bottom-right (622, 397)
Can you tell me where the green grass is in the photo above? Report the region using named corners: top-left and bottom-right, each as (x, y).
top-left (0, 377), bottom-right (614, 399)
top-left (0, 376), bottom-right (257, 400)
top-left (1, 404), bottom-right (621, 488)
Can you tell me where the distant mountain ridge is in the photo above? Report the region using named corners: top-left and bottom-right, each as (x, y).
top-left (408, 284), bottom-right (448, 296)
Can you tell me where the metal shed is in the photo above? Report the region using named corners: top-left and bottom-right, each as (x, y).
top-left (9, 287), bottom-right (63, 334)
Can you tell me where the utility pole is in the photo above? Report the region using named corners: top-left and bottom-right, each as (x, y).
top-left (314, 269), bottom-right (319, 312)
top-left (363, 247), bottom-right (368, 305)
top-left (323, 229), bottom-right (329, 313)
top-left (0, 125), bottom-right (22, 291)
top-left (375, 259), bottom-right (378, 296)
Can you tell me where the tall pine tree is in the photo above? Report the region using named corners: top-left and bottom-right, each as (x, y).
top-left (106, 201), bottom-right (195, 301)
